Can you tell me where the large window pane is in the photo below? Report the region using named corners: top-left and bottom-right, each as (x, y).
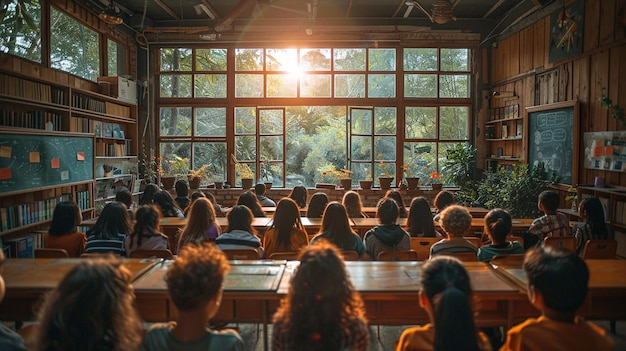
top-left (193, 142), bottom-right (226, 183)
top-left (50, 8), bottom-right (99, 81)
top-left (234, 136), bottom-right (257, 162)
top-left (351, 136), bottom-right (371, 162)
top-left (404, 142), bottom-right (436, 178)
top-left (403, 48), bottom-right (437, 71)
top-left (160, 142), bottom-right (191, 176)
top-left (368, 74), bottom-right (395, 98)
top-left (235, 48), bottom-right (263, 71)
top-left (439, 74), bottom-right (469, 98)
top-left (195, 108), bottom-right (226, 136)
top-left (334, 48), bottom-right (365, 71)
top-left (194, 74), bottom-right (226, 98)
top-left (374, 136), bottom-right (396, 179)
top-left (267, 74), bottom-right (297, 97)
top-left (374, 107), bottom-right (396, 135)
top-left (234, 107), bottom-right (256, 134)
top-left (334, 74), bottom-right (365, 98)
top-left (301, 74), bottom-right (331, 97)
top-left (107, 39), bottom-right (126, 76)
top-left (300, 49), bottom-right (331, 71)
top-left (160, 107), bottom-right (191, 136)
top-left (196, 48), bottom-right (227, 71)
top-left (404, 74), bottom-right (437, 98)
top-left (405, 107), bottom-right (436, 139)
top-left (235, 74), bottom-right (263, 97)
top-left (260, 136), bottom-right (283, 160)
top-left (0, 0), bottom-right (41, 62)
top-left (266, 48), bottom-right (297, 71)
top-left (368, 48), bottom-right (395, 71)
top-left (259, 109), bottom-right (283, 134)
top-left (351, 109), bottom-right (372, 135)
top-left (160, 48), bottom-right (192, 71)
top-left (441, 48), bottom-right (469, 71)
top-left (439, 106), bottom-right (469, 140)
top-left (160, 74), bottom-right (192, 97)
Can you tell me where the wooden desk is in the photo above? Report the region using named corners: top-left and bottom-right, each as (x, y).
top-left (259, 206), bottom-right (490, 218)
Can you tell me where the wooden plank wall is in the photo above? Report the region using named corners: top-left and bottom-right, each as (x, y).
top-left (488, 0), bottom-right (626, 188)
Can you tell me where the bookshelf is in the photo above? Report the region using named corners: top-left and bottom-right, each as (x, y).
top-left (485, 103), bottom-right (524, 172)
top-left (577, 186), bottom-right (626, 258)
top-left (0, 55), bottom-right (138, 254)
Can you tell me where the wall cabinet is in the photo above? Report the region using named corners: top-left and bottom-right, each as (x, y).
top-left (485, 104), bottom-right (524, 171)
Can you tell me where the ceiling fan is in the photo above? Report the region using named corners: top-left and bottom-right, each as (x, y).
top-left (405, 0), bottom-right (460, 25)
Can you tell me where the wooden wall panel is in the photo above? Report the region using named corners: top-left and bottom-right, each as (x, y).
top-left (509, 33), bottom-right (520, 77)
top-left (617, 0), bottom-right (626, 42)
top-left (519, 27), bottom-right (534, 73)
top-left (533, 18), bottom-right (547, 69)
top-left (600, 0), bottom-right (617, 46)
top-left (584, 0), bottom-right (601, 51)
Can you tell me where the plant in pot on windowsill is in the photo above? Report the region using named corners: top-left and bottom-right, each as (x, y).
top-left (377, 154), bottom-right (395, 190)
top-left (187, 164), bottom-right (210, 189)
top-left (160, 155), bottom-right (189, 189)
top-left (402, 164), bottom-right (421, 191)
top-left (428, 171), bottom-right (443, 191)
top-left (231, 154), bottom-right (254, 189)
top-left (320, 166), bottom-right (353, 190)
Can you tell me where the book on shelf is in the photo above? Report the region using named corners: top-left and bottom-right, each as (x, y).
top-left (3, 231), bottom-right (45, 258)
top-left (614, 200), bottom-right (626, 226)
top-left (0, 194), bottom-right (73, 233)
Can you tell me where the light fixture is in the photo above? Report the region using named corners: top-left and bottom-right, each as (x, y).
top-left (99, 0), bottom-right (123, 25)
top-left (194, 1), bottom-right (218, 20)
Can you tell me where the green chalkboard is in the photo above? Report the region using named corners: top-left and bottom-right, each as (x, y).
top-left (0, 134), bottom-right (93, 193)
top-left (526, 101), bottom-right (579, 186)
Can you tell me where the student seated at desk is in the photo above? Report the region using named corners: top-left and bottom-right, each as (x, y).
top-left (343, 190), bottom-right (368, 218)
top-left (115, 189), bottom-right (135, 220)
top-left (216, 205), bottom-right (265, 258)
top-left (430, 205), bottom-right (477, 258)
top-left (288, 185), bottom-right (308, 209)
top-left (500, 246), bottom-right (615, 351)
top-left (263, 198), bottom-right (309, 258)
top-left (0, 250), bottom-right (27, 351)
top-left (574, 197), bottom-right (609, 255)
top-left (32, 256), bottom-right (144, 351)
top-left (272, 241), bottom-right (370, 351)
top-left (124, 205), bottom-right (169, 257)
top-left (396, 256), bottom-right (492, 351)
top-left (306, 192), bottom-right (329, 218)
top-left (177, 198), bottom-right (221, 253)
top-left (144, 243), bottom-right (244, 351)
top-left (174, 180), bottom-right (191, 212)
top-left (85, 201), bottom-right (130, 256)
top-left (527, 191), bottom-right (571, 247)
top-left (44, 201), bottom-right (87, 257)
top-left (406, 197), bottom-right (442, 238)
top-left (154, 191), bottom-right (185, 219)
top-left (433, 190), bottom-right (455, 222)
top-left (254, 183), bottom-right (276, 207)
top-left (386, 190), bottom-right (408, 218)
top-left (477, 209), bottom-right (524, 262)
top-left (237, 191), bottom-right (266, 218)
top-left (363, 197), bottom-right (410, 260)
top-left (139, 183), bottom-right (159, 206)
top-left (310, 202), bottom-right (367, 259)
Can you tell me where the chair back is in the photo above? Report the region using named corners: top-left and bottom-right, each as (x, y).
top-left (34, 248), bottom-right (69, 258)
top-left (436, 251), bottom-right (478, 262)
top-left (463, 236), bottom-right (482, 248)
top-left (80, 253), bottom-right (120, 258)
top-left (222, 249), bottom-right (260, 260)
top-left (341, 251), bottom-right (360, 261)
top-left (269, 252), bottom-right (300, 260)
top-left (410, 237), bottom-right (440, 260)
top-left (129, 249), bottom-right (174, 259)
top-left (377, 250), bottom-right (418, 261)
top-left (490, 253), bottom-right (525, 266)
top-left (582, 239), bottom-right (617, 259)
top-left (543, 236), bottom-right (576, 252)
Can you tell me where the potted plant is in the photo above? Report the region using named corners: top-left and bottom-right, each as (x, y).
top-left (160, 155), bottom-right (189, 189)
top-left (320, 165), bottom-right (353, 190)
top-left (429, 171), bottom-right (443, 191)
top-left (377, 153), bottom-right (394, 189)
top-left (402, 164), bottom-right (420, 190)
top-left (359, 172), bottom-right (373, 190)
top-left (187, 164), bottom-right (209, 189)
top-left (231, 154), bottom-right (254, 189)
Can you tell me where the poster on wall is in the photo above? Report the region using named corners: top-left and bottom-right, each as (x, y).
top-left (584, 131), bottom-right (626, 173)
top-left (549, 0), bottom-right (584, 63)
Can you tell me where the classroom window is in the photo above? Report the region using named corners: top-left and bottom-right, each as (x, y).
top-left (403, 48), bottom-right (470, 99)
top-left (0, 0), bottom-right (41, 62)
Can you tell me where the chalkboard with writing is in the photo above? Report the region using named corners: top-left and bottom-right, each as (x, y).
top-left (526, 101), bottom-right (579, 186)
top-left (0, 134), bottom-right (93, 193)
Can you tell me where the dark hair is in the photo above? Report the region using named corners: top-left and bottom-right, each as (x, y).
top-left (166, 243), bottom-right (230, 311)
top-left (342, 191), bottom-right (366, 218)
top-left (33, 257), bottom-right (143, 351)
top-left (154, 191), bottom-right (182, 217)
top-left (524, 246), bottom-right (589, 313)
top-left (307, 192), bottom-right (329, 218)
top-left (128, 205), bottom-right (162, 249)
top-left (578, 197), bottom-right (609, 240)
top-left (139, 183), bottom-right (159, 205)
top-left (385, 190), bottom-right (407, 218)
top-left (237, 191), bottom-right (266, 217)
top-left (484, 208), bottom-right (512, 245)
top-left (288, 186), bottom-right (308, 208)
top-left (434, 190), bottom-right (455, 212)
top-left (420, 256), bottom-right (479, 351)
top-left (115, 190), bottom-right (132, 208)
top-left (178, 198), bottom-right (218, 249)
top-left (376, 197), bottom-right (399, 225)
top-left (406, 197), bottom-right (438, 237)
top-left (271, 198), bottom-right (304, 249)
top-left (87, 202), bottom-right (130, 239)
top-left (316, 202), bottom-right (357, 250)
top-left (272, 241), bottom-right (368, 350)
top-left (254, 183), bottom-right (266, 195)
top-left (48, 201), bottom-right (81, 236)
top-left (439, 205), bottom-right (471, 237)
top-left (538, 190), bottom-right (560, 212)
top-left (226, 205), bottom-right (258, 236)
top-left (175, 179), bottom-right (189, 197)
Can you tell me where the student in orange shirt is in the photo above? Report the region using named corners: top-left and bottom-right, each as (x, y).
top-left (44, 201), bottom-right (86, 257)
top-left (499, 246), bottom-right (615, 351)
top-left (263, 198), bottom-right (308, 257)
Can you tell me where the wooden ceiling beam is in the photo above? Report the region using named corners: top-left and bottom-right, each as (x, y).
top-left (154, 0), bottom-right (180, 21)
top-left (344, 0), bottom-right (353, 18)
top-left (483, 0), bottom-right (507, 18)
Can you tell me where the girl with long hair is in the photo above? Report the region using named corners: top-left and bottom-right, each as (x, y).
top-left (288, 185), bottom-right (308, 208)
top-left (237, 191), bottom-right (266, 217)
top-left (263, 198), bottom-right (308, 257)
top-left (85, 202), bottom-right (130, 256)
top-left (477, 208), bottom-right (524, 262)
top-left (215, 205), bottom-right (265, 258)
top-left (574, 197), bottom-right (609, 255)
top-left (272, 241), bottom-right (369, 351)
top-left (306, 192), bottom-right (329, 218)
top-left (154, 190), bottom-right (184, 218)
top-left (386, 190), bottom-right (408, 218)
top-left (310, 202), bottom-right (366, 258)
top-left (177, 197), bottom-right (221, 253)
top-left (44, 201), bottom-right (86, 257)
top-left (32, 257), bottom-right (144, 351)
top-left (124, 205), bottom-right (169, 257)
top-left (139, 183), bottom-right (159, 205)
top-left (342, 191), bottom-right (368, 218)
top-left (396, 256), bottom-right (492, 351)
top-left (406, 197), bottom-right (441, 238)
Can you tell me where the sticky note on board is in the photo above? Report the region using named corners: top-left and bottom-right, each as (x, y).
top-left (60, 170), bottom-right (69, 180)
top-left (0, 167), bottom-right (11, 180)
top-left (77, 152), bottom-right (85, 161)
top-left (0, 146), bottom-right (11, 158)
top-left (29, 152), bottom-right (40, 163)
top-left (51, 158), bottom-right (60, 169)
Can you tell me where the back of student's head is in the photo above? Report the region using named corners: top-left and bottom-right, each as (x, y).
top-left (406, 197), bottom-right (437, 237)
top-left (254, 183), bottom-right (266, 195)
top-left (288, 185), bottom-right (308, 208)
top-left (342, 190), bottom-right (364, 218)
top-left (578, 197), bottom-right (609, 239)
top-left (439, 205), bottom-right (471, 238)
top-left (49, 201), bottom-right (81, 236)
top-left (191, 191), bottom-right (207, 202)
top-left (434, 190), bottom-right (455, 212)
top-left (166, 243), bottom-right (230, 311)
top-left (175, 179), bottom-right (189, 197)
top-left (237, 191), bottom-right (264, 216)
top-left (88, 201), bottom-right (130, 239)
top-left (226, 205), bottom-right (257, 235)
top-left (33, 257), bottom-right (142, 351)
top-left (130, 205), bottom-right (162, 249)
top-left (307, 192), bottom-right (329, 218)
top-left (154, 190), bottom-right (180, 215)
top-left (538, 190), bottom-right (560, 212)
top-left (523, 246), bottom-right (589, 314)
top-left (272, 198), bottom-right (302, 248)
top-left (420, 256), bottom-right (479, 351)
top-left (139, 183), bottom-right (159, 205)
top-left (377, 197), bottom-right (399, 225)
top-left (182, 198), bottom-right (216, 241)
top-left (484, 208), bottom-right (512, 244)
top-left (320, 202), bottom-right (355, 246)
top-left (385, 190), bottom-right (407, 217)
top-left (115, 189), bottom-right (132, 208)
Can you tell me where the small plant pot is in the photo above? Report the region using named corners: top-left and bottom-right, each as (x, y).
top-left (431, 183), bottom-right (443, 191)
top-left (214, 181), bottom-right (223, 189)
top-left (241, 178), bottom-right (254, 189)
top-left (340, 178), bottom-right (352, 190)
top-left (188, 176), bottom-right (201, 189)
top-left (160, 176), bottom-right (176, 190)
top-left (264, 182), bottom-right (272, 190)
top-left (405, 177), bottom-right (420, 190)
top-left (378, 177), bottom-right (394, 190)
top-left (359, 180), bottom-right (373, 190)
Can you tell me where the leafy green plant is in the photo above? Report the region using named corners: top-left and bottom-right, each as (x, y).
top-left (440, 142), bottom-right (477, 188)
top-left (598, 79), bottom-right (626, 128)
top-left (231, 154), bottom-right (254, 179)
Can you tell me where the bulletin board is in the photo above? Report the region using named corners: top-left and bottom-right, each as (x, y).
top-left (583, 131), bottom-right (626, 172)
top-left (0, 133), bottom-right (93, 194)
top-left (526, 101), bottom-right (579, 186)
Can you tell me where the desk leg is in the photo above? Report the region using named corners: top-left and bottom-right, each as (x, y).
top-left (263, 301), bottom-right (269, 351)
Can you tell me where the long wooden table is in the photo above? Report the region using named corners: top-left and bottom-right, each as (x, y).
top-left (260, 206), bottom-right (490, 218)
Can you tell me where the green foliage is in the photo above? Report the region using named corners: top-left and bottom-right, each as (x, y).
top-left (440, 142), bottom-right (477, 188)
top-left (599, 87), bottom-right (626, 127)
